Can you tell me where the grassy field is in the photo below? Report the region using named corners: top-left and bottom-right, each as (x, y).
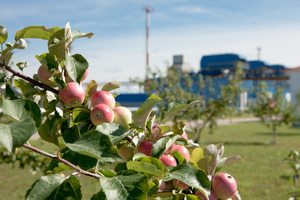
top-left (201, 122), bottom-right (300, 200)
top-left (0, 122), bottom-right (299, 199)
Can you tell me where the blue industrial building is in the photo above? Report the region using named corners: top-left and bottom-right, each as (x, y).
top-left (116, 53), bottom-right (290, 110)
top-left (194, 53), bottom-right (289, 106)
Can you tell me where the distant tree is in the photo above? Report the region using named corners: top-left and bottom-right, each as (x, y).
top-left (137, 62), bottom-right (244, 144)
top-left (251, 83), bottom-right (296, 144)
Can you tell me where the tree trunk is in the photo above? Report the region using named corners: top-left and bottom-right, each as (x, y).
top-left (194, 121), bottom-right (207, 144)
top-left (272, 123), bottom-right (277, 145)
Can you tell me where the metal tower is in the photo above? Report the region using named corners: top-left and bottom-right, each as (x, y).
top-left (144, 6), bottom-right (152, 79)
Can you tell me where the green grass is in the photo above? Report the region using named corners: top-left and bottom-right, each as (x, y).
top-left (0, 122), bottom-right (299, 199)
top-left (200, 122), bottom-right (300, 200)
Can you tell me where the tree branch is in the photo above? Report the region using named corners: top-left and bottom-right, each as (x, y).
top-left (0, 63), bottom-right (59, 95)
top-left (22, 144), bottom-right (101, 179)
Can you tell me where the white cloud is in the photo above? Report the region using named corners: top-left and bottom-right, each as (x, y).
top-left (173, 5), bottom-right (207, 14)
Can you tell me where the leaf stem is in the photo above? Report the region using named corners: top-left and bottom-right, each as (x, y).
top-left (22, 144), bottom-right (101, 179)
top-left (0, 63), bottom-right (59, 95)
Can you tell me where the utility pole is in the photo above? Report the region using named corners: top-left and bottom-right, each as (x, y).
top-left (144, 6), bottom-right (152, 79)
top-left (257, 47), bottom-right (261, 60)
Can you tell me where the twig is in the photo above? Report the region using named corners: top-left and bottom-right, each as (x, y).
top-left (0, 63), bottom-right (59, 95)
top-left (22, 144), bottom-right (101, 179)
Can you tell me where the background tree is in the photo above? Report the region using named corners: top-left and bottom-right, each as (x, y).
top-left (251, 83), bottom-right (296, 144)
top-left (140, 62), bottom-right (245, 144)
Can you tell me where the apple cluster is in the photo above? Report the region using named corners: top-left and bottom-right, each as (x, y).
top-left (135, 125), bottom-right (239, 200)
top-left (38, 65), bottom-right (239, 200)
top-left (38, 66), bottom-right (132, 129)
top-left (135, 125), bottom-right (192, 191)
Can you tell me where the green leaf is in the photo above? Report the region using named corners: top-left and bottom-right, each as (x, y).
top-left (35, 53), bottom-right (58, 70)
top-left (147, 180), bottom-right (159, 196)
top-left (61, 123), bottom-right (81, 143)
top-left (100, 171), bottom-right (148, 200)
top-left (127, 157), bottom-right (167, 177)
top-left (5, 84), bottom-right (18, 100)
top-left (72, 108), bottom-right (90, 123)
top-left (12, 119), bottom-right (37, 148)
top-left (190, 147), bottom-right (208, 173)
top-left (164, 164), bottom-right (211, 199)
top-left (0, 25), bottom-right (8, 44)
top-left (101, 81), bottom-right (120, 92)
top-left (0, 119), bottom-right (36, 152)
top-left (0, 73), bottom-right (5, 85)
top-left (0, 123), bottom-right (13, 152)
top-left (66, 130), bottom-right (124, 162)
top-left (151, 134), bottom-right (181, 158)
top-left (161, 100), bottom-right (202, 121)
top-left (47, 175), bottom-right (82, 200)
top-left (215, 155), bottom-right (242, 173)
top-left (65, 54), bottom-right (89, 83)
top-left (171, 122), bottom-right (186, 135)
top-left (71, 30), bottom-right (94, 41)
top-left (171, 151), bottom-right (186, 165)
top-left (91, 191), bottom-right (106, 200)
top-left (15, 26), bottom-right (60, 41)
top-left (38, 115), bottom-right (60, 145)
top-left (95, 123), bottom-right (133, 144)
top-left (204, 144), bottom-right (224, 175)
top-left (25, 174), bottom-right (64, 200)
top-left (49, 148), bottom-right (97, 171)
top-left (86, 80), bottom-right (98, 97)
top-left (14, 79), bottom-right (38, 98)
top-left (48, 28), bottom-right (67, 61)
top-left (16, 61), bottom-right (29, 71)
top-left (185, 194), bottom-right (203, 200)
top-left (133, 94), bottom-right (161, 129)
top-left (2, 97), bottom-right (41, 127)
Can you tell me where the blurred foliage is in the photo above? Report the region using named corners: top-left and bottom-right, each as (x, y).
top-left (134, 62), bottom-right (245, 143)
top-left (0, 147), bottom-right (50, 174)
top-left (282, 150), bottom-right (300, 199)
top-left (251, 82), bottom-right (296, 144)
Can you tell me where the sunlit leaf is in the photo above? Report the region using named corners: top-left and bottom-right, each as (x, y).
top-left (0, 25), bottom-right (8, 44)
top-left (164, 164), bottom-right (211, 199)
top-left (65, 54), bottom-right (88, 83)
top-left (133, 94), bottom-right (161, 129)
top-left (161, 100), bottom-right (202, 121)
top-left (15, 26), bottom-right (60, 41)
top-left (66, 130), bottom-right (124, 162)
top-left (101, 81), bottom-right (120, 92)
top-left (100, 171), bottom-right (148, 200)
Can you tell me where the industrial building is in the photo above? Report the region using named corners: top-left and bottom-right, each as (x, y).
top-left (116, 53), bottom-right (292, 110)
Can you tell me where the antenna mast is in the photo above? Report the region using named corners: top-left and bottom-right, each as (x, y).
top-left (257, 47), bottom-right (261, 60)
top-left (144, 6), bottom-right (152, 79)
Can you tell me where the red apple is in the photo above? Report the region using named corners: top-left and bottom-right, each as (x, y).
top-left (211, 173), bottom-right (237, 199)
top-left (170, 145), bottom-right (190, 163)
top-left (158, 180), bottom-right (166, 191)
top-left (136, 141), bottom-right (154, 157)
top-left (37, 65), bottom-right (59, 87)
top-left (90, 104), bottom-right (114, 126)
top-left (91, 90), bottom-right (115, 108)
top-left (172, 179), bottom-right (189, 190)
top-left (65, 68), bottom-right (89, 82)
top-left (159, 154), bottom-right (177, 167)
top-left (59, 82), bottom-right (85, 107)
top-left (113, 106), bottom-right (132, 129)
top-left (195, 189), bottom-right (217, 200)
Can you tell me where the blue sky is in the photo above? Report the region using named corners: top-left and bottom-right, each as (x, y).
top-left (2, 0), bottom-right (300, 82)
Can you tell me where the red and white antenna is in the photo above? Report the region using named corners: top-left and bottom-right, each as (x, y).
top-left (144, 6), bottom-right (152, 79)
